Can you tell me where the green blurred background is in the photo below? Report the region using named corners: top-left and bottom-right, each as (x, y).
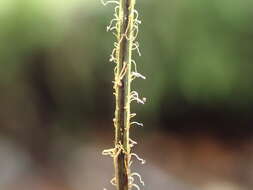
top-left (1, 0), bottom-right (253, 190)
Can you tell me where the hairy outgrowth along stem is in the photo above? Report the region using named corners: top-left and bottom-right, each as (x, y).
top-left (102, 0), bottom-right (145, 190)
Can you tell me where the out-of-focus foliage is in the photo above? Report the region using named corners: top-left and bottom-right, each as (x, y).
top-left (1, 0), bottom-right (253, 122)
top-left (142, 0), bottom-right (253, 108)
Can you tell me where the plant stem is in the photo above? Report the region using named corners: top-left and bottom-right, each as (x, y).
top-left (114, 0), bottom-right (136, 190)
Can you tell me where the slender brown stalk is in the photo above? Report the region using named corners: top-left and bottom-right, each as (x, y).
top-left (102, 0), bottom-right (145, 190)
top-left (113, 1), bottom-right (136, 190)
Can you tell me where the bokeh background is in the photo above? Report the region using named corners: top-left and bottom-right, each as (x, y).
top-left (1, 0), bottom-right (253, 189)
